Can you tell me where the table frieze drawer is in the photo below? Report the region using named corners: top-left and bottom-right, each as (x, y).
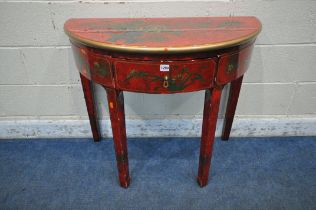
top-left (217, 44), bottom-right (254, 84)
top-left (72, 44), bottom-right (114, 87)
top-left (114, 59), bottom-right (216, 93)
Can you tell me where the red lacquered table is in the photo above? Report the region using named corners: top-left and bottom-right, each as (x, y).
top-left (64, 17), bottom-right (261, 188)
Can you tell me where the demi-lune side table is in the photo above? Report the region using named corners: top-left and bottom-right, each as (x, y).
top-left (64, 17), bottom-right (261, 188)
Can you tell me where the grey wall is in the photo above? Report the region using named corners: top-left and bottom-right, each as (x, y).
top-left (0, 0), bottom-right (315, 138)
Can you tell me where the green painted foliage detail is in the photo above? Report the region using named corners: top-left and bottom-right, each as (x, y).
top-left (218, 21), bottom-right (241, 28)
top-left (94, 61), bottom-right (110, 77)
top-left (106, 31), bottom-right (182, 44)
top-left (226, 54), bottom-right (239, 74)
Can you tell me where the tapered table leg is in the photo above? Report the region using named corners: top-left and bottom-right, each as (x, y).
top-left (221, 76), bottom-right (243, 141)
top-left (197, 86), bottom-right (223, 187)
top-left (105, 88), bottom-right (130, 188)
top-left (80, 74), bottom-right (100, 142)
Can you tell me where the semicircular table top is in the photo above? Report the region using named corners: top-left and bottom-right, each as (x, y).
top-left (64, 16), bottom-right (261, 53)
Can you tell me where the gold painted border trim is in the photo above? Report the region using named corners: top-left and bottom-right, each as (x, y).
top-left (64, 19), bottom-right (261, 54)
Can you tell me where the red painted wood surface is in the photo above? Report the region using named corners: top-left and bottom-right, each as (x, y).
top-left (72, 44), bottom-right (91, 79)
top-left (65, 17), bottom-right (261, 53)
top-left (65, 17), bottom-right (261, 188)
top-left (80, 74), bottom-right (100, 142)
top-left (114, 59), bottom-right (216, 93)
top-left (217, 44), bottom-right (254, 84)
top-left (72, 43), bottom-right (115, 87)
top-left (222, 76), bottom-right (244, 140)
top-left (105, 88), bottom-right (130, 188)
top-left (197, 87), bottom-right (223, 187)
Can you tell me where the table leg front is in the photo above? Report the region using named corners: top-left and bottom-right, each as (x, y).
top-left (197, 87), bottom-right (223, 187)
top-left (80, 74), bottom-right (100, 142)
top-left (221, 76), bottom-right (243, 141)
top-left (105, 88), bottom-right (130, 188)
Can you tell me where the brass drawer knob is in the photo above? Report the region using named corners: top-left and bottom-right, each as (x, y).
top-left (163, 75), bottom-right (169, 88)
